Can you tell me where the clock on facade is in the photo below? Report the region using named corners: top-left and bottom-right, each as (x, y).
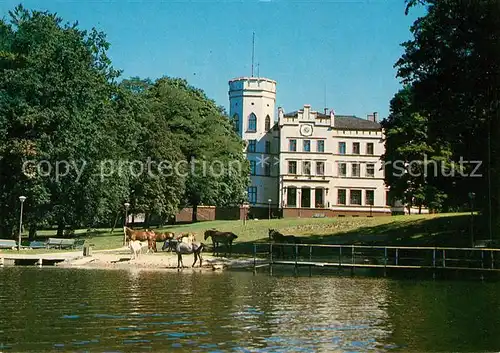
top-left (300, 124), bottom-right (313, 136)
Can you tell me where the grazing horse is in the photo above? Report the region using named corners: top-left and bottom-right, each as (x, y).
top-left (175, 233), bottom-right (204, 268)
top-left (129, 240), bottom-right (149, 259)
top-left (149, 231), bottom-right (175, 252)
top-left (124, 227), bottom-right (156, 253)
top-left (204, 229), bottom-right (238, 257)
top-left (268, 228), bottom-right (302, 259)
top-left (160, 232), bottom-right (177, 252)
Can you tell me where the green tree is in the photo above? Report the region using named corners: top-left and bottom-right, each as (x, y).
top-left (143, 77), bottom-right (249, 222)
top-left (382, 87), bottom-right (448, 213)
top-left (394, 0), bottom-right (500, 234)
top-left (0, 5), bottom-right (137, 237)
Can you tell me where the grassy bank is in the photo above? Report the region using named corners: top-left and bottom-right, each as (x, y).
top-left (3, 212), bottom-right (478, 255)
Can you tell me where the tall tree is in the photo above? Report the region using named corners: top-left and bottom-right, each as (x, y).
top-left (397, 0), bottom-right (500, 236)
top-left (0, 5), bottom-right (136, 236)
top-left (143, 77), bottom-right (249, 222)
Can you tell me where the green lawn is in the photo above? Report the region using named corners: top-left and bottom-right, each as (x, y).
top-left (2, 213), bottom-right (478, 255)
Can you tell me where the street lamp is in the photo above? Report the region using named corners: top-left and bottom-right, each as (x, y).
top-left (468, 192), bottom-right (475, 247)
top-left (242, 191), bottom-right (248, 225)
top-left (123, 202), bottom-right (130, 245)
top-left (268, 198), bottom-right (272, 220)
top-left (18, 196), bottom-right (26, 251)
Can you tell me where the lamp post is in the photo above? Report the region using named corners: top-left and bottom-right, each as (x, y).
top-left (18, 196), bottom-right (26, 251)
top-left (468, 192), bottom-right (475, 247)
top-left (243, 191), bottom-right (248, 225)
top-left (268, 199), bottom-right (272, 220)
top-left (123, 202), bottom-right (130, 245)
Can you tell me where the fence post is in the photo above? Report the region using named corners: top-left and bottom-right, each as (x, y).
top-left (294, 244), bottom-right (298, 276)
top-left (309, 245), bottom-right (312, 277)
top-left (351, 245), bottom-right (355, 275)
top-left (433, 248), bottom-right (436, 279)
top-left (491, 250), bottom-right (494, 269)
top-left (269, 243), bottom-right (273, 276)
top-left (442, 249), bottom-right (446, 268)
top-left (384, 247), bottom-right (387, 277)
top-left (339, 246), bottom-right (342, 269)
top-left (253, 243), bottom-right (257, 275)
top-left (395, 248), bottom-right (399, 266)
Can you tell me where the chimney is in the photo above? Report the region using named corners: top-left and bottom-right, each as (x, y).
top-left (373, 112), bottom-right (378, 122)
top-left (324, 108), bottom-right (328, 115)
top-left (368, 112), bottom-right (378, 122)
top-left (330, 109), bottom-right (335, 128)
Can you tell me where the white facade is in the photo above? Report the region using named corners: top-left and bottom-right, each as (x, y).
top-left (228, 77), bottom-right (280, 208)
top-left (278, 104), bottom-right (391, 215)
top-left (229, 76), bottom-right (393, 216)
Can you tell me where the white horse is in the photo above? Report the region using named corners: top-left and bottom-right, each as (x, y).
top-left (175, 233), bottom-right (204, 268)
top-left (129, 240), bottom-right (148, 259)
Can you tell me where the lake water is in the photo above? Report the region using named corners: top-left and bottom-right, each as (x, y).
top-left (1, 267), bottom-right (500, 352)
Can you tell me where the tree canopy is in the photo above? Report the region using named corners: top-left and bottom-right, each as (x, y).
top-left (383, 0), bottom-right (500, 236)
top-left (0, 5), bottom-right (248, 237)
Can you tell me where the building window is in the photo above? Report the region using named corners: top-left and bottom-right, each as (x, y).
top-left (247, 186), bottom-right (257, 204)
top-left (287, 187), bottom-right (297, 207)
top-left (288, 161), bottom-right (297, 174)
top-left (366, 163), bottom-right (375, 177)
top-left (303, 140), bottom-right (311, 152)
top-left (352, 163), bottom-right (360, 177)
top-left (265, 141), bottom-right (271, 154)
top-left (339, 142), bottom-right (346, 154)
top-left (316, 162), bottom-right (325, 175)
top-left (289, 139), bottom-right (297, 152)
top-left (366, 190), bottom-right (374, 205)
top-left (303, 161), bottom-right (311, 175)
top-left (317, 140), bottom-right (325, 153)
top-left (315, 188), bottom-right (324, 208)
top-left (265, 115), bottom-right (271, 131)
top-left (352, 142), bottom-right (360, 154)
top-left (250, 160), bottom-right (256, 175)
top-left (248, 113), bottom-right (257, 132)
top-left (338, 163), bottom-right (347, 177)
top-left (350, 190), bottom-right (362, 205)
top-left (232, 113), bottom-right (239, 132)
top-left (264, 163), bottom-right (271, 176)
top-left (366, 143), bottom-right (374, 155)
top-left (248, 140), bottom-right (256, 152)
top-left (338, 189), bottom-right (346, 205)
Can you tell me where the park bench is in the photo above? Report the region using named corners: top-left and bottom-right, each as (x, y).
top-left (312, 213), bottom-right (326, 218)
top-left (28, 241), bottom-right (46, 249)
top-left (46, 238), bottom-right (75, 249)
top-left (0, 239), bottom-right (17, 249)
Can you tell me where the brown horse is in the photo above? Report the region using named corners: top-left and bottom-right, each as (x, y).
top-left (149, 231), bottom-right (176, 252)
top-left (204, 229), bottom-right (238, 257)
top-left (124, 227), bottom-right (156, 253)
top-left (268, 228), bottom-right (301, 259)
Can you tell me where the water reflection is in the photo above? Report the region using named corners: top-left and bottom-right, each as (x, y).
top-left (0, 267), bottom-right (499, 352)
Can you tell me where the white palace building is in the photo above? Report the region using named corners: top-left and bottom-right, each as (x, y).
top-left (229, 76), bottom-right (416, 218)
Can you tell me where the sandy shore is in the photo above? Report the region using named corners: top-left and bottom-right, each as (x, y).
top-left (52, 246), bottom-right (265, 272)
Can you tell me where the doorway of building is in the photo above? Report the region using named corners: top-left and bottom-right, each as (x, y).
top-left (301, 187), bottom-right (311, 208)
top-left (315, 188), bottom-right (324, 208)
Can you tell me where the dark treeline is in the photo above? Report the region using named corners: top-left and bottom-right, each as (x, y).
top-left (0, 5), bottom-right (249, 238)
top-left (382, 0), bottom-right (500, 238)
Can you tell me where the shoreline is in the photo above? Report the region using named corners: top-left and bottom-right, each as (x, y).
top-left (1, 246), bottom-right (265, 272)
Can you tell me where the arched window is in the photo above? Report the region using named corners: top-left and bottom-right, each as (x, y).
top-left (248, 113), bottom-right (257, 132)
top-left (265, 115), bottom-right (271, 131)
top-left (232, 113), bottom-right (239, 132)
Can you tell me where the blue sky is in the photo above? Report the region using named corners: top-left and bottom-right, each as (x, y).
top-left (0, 0), bottom-right (426, 120)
